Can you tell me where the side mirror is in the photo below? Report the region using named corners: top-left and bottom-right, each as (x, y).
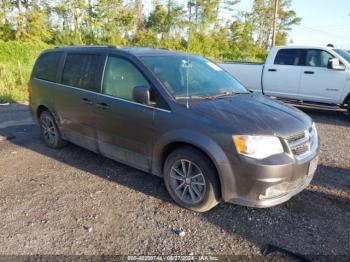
top-left (133, 86), bottom-right (151, 105)
top-left (328, 58), bottom-right (346, 71)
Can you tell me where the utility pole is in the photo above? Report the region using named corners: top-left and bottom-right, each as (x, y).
top-left (271, 0), bottom-right (279, 48)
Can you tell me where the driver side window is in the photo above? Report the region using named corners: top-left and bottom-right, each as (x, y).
top-left (305, 50), bottom-right (334, 68)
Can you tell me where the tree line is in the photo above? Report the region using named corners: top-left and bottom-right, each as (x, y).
top-left (0, 0), bottom-right (301, 61)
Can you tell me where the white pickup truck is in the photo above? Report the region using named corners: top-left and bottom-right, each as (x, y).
top-left (219, 46), bottom-right (350, 117)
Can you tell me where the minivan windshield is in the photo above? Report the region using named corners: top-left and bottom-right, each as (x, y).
top-left (334, 49), bottom-right (350, 63)
top-left (141, 55), bottom-right (248, 99)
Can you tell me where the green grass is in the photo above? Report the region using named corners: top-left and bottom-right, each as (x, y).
top-left (0, 41), bottom-right (266, 104)
top-left (0, 41), bottom-right (49, 103)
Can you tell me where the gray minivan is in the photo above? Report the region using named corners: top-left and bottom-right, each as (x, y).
top-left (29, 46), bottom-right (319, 212)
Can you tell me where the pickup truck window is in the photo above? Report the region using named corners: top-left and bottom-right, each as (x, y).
top-left (305, 49), bottom-right (333, 67)
top-left (274, 49), bottom-right (304, 66)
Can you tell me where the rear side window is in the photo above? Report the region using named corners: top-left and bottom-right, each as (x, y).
top-left (34, 52), bottom-right (62, 82)
top-left (62, 53), bottom-right (101, 92)
top-left (274, 49), bottom-right (304, 66)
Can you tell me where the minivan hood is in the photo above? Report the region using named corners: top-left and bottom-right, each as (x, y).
top-left (190, 94), bottom-right (312, 137)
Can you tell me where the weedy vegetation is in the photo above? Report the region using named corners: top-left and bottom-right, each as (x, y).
top-left (0, 41), bottom-right (49, 103)
top-left (0, 0), bottom-right (302, 103)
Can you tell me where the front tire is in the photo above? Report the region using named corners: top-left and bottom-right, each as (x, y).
top-left (39, 111), bottom-right (67, 149)
top-left (163, 147), bottom-right (220, 212)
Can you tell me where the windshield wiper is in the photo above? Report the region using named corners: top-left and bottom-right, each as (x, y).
top-left (175, 92), bottom-right (243, 101)
top-left (204, 91), bottom-right (238, 100)
top-left (175, 95), bottom-right (207, 100)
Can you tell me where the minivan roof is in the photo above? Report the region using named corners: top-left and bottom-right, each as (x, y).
top-left (49, 45), bottom-right (189, 57)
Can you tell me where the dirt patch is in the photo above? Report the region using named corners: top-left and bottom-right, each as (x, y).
top-left (0, 105), bottom-right (349, 257)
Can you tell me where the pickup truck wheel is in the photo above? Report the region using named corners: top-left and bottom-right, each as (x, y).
top-left (163, 147), bottom-right (220, 212)
top-left (39, 111), bottom-right (67, 149)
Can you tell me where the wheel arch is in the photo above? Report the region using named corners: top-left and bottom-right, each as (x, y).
top-left (160, 141), bottom-right (217, 174)
top-left (36, 104), bottom-right (61, 125)
top-left (152, 130), bottom-right (236, 202)
top-left (37, 105), bottom-right (49, 120)
top-left (35, 104), bottom-right (64, 135)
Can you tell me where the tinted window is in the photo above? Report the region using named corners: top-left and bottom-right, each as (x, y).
top-left (305, 50), bottom-right (334, 67)
top-left (62, 53), bottom-right (101, 92)
top-left (141, 56), bottom-right (248, 99)
top-left (102, 57), bottom-right (150, 101)
top-left (34, 52), bottom-right (62, 82)
top-left (274, 49), bottom-right (304, 66)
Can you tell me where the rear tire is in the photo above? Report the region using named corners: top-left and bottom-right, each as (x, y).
top-left (163, 146), bottom-right (220, 212)
top-left (39, 110), bottom-right (67, 149)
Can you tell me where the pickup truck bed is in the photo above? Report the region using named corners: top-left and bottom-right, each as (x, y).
top-left (219, 62), bottom-right (264, 93)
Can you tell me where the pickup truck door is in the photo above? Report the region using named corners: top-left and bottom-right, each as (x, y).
top-left (299, 49), bottom-right (346, 104)
top-left (262, 49), bottom-right (303, 99)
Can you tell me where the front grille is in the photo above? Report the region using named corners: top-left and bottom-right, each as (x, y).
top-left (286, 127), bottom-right (316, 159)
top-left (292, 144), bottom-right (309, 156)
top-left (287, 132), bottom-right (305, 144)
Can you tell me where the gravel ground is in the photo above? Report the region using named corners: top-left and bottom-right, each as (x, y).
top-left (0, 104), bottom-right (349, 259)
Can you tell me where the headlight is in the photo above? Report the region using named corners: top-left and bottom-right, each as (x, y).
top-left (233, 135), bottom-right (284, 159)
top-left (312, 122), bottom-right (317, 138)
top-left (311, 122), bottom-right (318, 147)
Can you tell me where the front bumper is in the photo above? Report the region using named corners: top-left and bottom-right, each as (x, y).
top-left (225, 150), bottom-right (319, 208)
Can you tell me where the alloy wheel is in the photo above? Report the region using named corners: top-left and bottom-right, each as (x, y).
top-left (169, 159), bottom-right (206, 205)
top-left (41, 115), bottom-right (57, 145)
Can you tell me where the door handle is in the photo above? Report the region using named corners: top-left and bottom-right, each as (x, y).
top-left (96, 102), bottom-right (110, 110)
top-left (304, 71), bottom-right (315, 74)
top-left (268, 69), bottom-right (277, 72)
top-left (82, 98), bottom-right (94, 105)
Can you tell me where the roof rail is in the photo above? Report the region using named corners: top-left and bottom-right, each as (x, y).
top-left (107, 45), bottom-right (120, 48)
top-left (53, 45), bottom-right (120, 49)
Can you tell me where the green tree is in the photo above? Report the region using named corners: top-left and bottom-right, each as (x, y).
top-left (0, 0), bottom-right (301, 62)
top-left (26, 0), bottom-right (52, 43)
top-left (97, 0), bottom-right (135, 45)
top-left (145, 1), bottom-right (167, 34)
top-left (0, 0), bottom-right (14, 40)
top-left (14, 0), bottom-right (28, 42)
top-left (146, 0), bottom-right (186, 40)
top-left (276, 0), bottom-right (301, 45)
top-left (4, 0), bottom-right (52, 43)
top-left (248, 0), bottom-right (301, 49)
